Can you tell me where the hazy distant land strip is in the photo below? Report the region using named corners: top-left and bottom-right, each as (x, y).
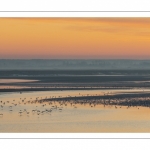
top-left (1, 59), bottom-right (150, 70)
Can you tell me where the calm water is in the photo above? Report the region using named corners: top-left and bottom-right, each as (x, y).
top-left (1, 87), bottom-right (150, 132)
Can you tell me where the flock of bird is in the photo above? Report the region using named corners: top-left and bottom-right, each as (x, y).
top-left (1, 92), bottom-right (150, 117)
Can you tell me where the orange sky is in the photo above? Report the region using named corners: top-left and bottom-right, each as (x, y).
top-left (0, 18), bottom-right (150, 59)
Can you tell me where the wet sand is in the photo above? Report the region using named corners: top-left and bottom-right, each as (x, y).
top-left (1, 95), bottom-right (150, 132)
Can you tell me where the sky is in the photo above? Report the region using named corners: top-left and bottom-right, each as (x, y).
top-left (0, 18), bottom-right (150, 59)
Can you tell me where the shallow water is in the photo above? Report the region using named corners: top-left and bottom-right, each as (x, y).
top-left (1, 89), bottom-right (150, 132)
top-left (0, 79), bottom-right (38, 83)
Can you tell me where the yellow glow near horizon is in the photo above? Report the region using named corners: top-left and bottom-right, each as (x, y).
top-left (0, 18), bottom-right (150, 59)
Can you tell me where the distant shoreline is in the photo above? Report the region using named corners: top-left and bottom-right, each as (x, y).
top-left (1, 59), bottom-right (150, 70)
top-left (0, 87), bottom-right (128, 92)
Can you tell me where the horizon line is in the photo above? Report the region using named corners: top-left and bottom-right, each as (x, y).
top-left (1, 58), bottom-right (150, 60)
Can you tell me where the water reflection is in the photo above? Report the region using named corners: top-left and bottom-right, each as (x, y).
top-left (0, 79), bottom-right (38, 83)
top-left (1, 88), bottom-right (150, 132)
